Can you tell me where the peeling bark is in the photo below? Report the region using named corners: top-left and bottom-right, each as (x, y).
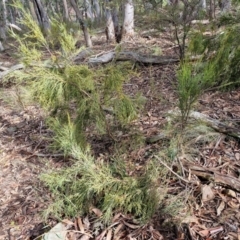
top-left (122, 0), bottom-right (134, 39)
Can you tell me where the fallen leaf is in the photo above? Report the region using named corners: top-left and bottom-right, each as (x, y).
top-left (106, 229), bottom-right (112, 240)
top-left (112, 213), bottom-right (122, 222)
top-left (80, 235), bottom-right (90, 240)
top-left (43, 223), bottom-right (67, 240)
top-left (198, 229), bottom-right (209, 237)
top-left (217, 201), bottom-right (225, 216)
top-left (235, 152), bottom-right (240, 161)
top-left (202, 185), bottom-right (215, 202)
top-left (96, 229), bottom-right (107, 240)
top-left (225, 189), bottom-right (237, 198)
top-left (114, 223), bottom-right (124, 235)
top-left (123, 220), bottom-right (140, 229)
top-left (92, 208), bottom-right (103, 217)
top-left (228, 200), bottom-right (240, 209)
top-left (77, 217), bottom-right (85, 233)
top-left (209, 226), bottom-right (224, 235)
top-left (62, 219), bottom-right (74, 226)
top-left (83, 216), bottom-right (90, 230)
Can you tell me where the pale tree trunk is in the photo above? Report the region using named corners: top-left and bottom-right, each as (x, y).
top-left (105, 0), bottom-right (115, 43)
top-left (201, 0), bottom-right (207, 9)
top-left (62, 0), bottom-right (69, 21)
top-left (0, 41), bottom-right (4, 51)
top-left (28, 0), bottom-right (39, 22)
top-left (219, 0), bottom-right (231, 12)
top-left (0, 0), bottom-right (7, 41)
top-left (32, 0), bottom-right (50, 34)
top-left (122, 0), bottom-right (134, 39)
top-left (69, 0), bottom-right (93, 47)
top-left (84, 0), bottom-right (94, 20)
top-left (92, 0), bottom-right (101, 19)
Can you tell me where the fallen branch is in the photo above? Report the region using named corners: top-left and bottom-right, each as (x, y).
top-left (189, 111), bottom-right (240, 139)
top-left (155, 155), bottom-right (190, 184)
top-left (183, 162), bottom-right (240, 193)
top-left (88, 51), bottom-right (179, 65)
top-left (0, 63), bottom-right (24, 79)
top-left (168, 110), bottom-right (240, 139)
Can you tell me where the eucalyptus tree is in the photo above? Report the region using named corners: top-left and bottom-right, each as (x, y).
top-left (62, 0), bottom-right (69, 21)
top-left (31, 0), bottom-right (50, 33)
top-left (69, 0), bottom-right (93, 47)
top-left (0, 0), bottom-right (7, 40)
top-left (105, 0), bottom-right (116, 42)
top-left (219, 0), bottom-right (231, 12)
top-left (122, 0), bottom-right (134, 39)
top-left (92, 0), bottom-right (101, 19)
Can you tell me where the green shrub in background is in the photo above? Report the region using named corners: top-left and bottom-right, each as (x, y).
top-left (188, 12), bottom-right (240, 89)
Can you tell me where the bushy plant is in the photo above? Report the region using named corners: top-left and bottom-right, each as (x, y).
top-left (41, 143), bottom-right (162, 223)
top-left (177, 60), bottom-right (216, 128)
top-left (6, 3), bottom-right (141, 148)
top-left (5, 2), bottom-right (167, 224)
top-left (187, 11), bottom-right (240, 89)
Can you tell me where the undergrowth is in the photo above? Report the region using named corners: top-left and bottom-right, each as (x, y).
top-left (5, 2), bottom-right (172, 224)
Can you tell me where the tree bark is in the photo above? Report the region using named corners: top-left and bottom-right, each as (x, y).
top-left (219, 0), bottom-right (231, 13)
top-left (111, 7), bottom-right (122, 43)
top-left (32, 0), bottom-right (50, 34)
top-left (93, 0), bottom-right (101, 19)
top-left (122, 0), bottom-right (134, 39)
top-left (0, 41), bottom-right (4, 51)
top-left (0, 0), bottom-right (7, 40)
top-left (62, 0), bottom-right (69, 21)
top-left (84, 0), bottom-right (94, 20)
top-left (105, 1), bottom-right (115, 43)
top-left (69, 0), bottom-right (93, 47)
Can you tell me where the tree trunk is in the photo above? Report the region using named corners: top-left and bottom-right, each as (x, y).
top-left (111, 7), bottom-right (121, 43)
top-left (0, 41), bottom-right (4, 51)
top-left (219, 0), bottom-right (231, 13)
top-left (105, 1), bottom-right (115, 43)
top-left (84, 0), bottom-right (94, 20)
top-left (0, 0), bottom-right (7, 40)
top-left (92, 0), bottom-right (101, 19)
top-left (28, 0), bottom-right (39, 22)
top-left (122, 0), bottom-right (134, 39)
top-left (69, 0), bottom-right (93, 47)
top-left (201, 0), bottom-right (207, 9)
top-left (32, 0), bottom-right (50, 34)
top-left (62, 0), bottom-right (69, 21)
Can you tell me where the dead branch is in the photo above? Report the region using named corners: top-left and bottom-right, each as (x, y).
top-left (183, 162), bottom-right (240, 193)
top-left (88, 51), bottom-right (179, 65)
top-left (0, 63), bottom-right (24, 79)
top-left (189, 111), bottom-right (240, 139)
top-left (168, 110), bottom-right (240, 139)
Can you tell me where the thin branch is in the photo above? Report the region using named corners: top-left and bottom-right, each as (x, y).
top-left (154, 155), bottom-right (190, 184)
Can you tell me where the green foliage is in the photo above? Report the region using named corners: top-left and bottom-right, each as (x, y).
top-left (41, 144), bottom-right (162, 223)
top-left (177, 60), bottom-right (216, 127)
top-left (188, 31), bottom-right (207, 55)
top-left (6, 5), bottom-right (141, 149)
top-left (210, 26), bottom-right (240, 88)
top-left (187, 11), bottom-right (240, 89)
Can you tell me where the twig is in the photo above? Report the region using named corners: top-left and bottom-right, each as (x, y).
top-left (154, 155), bottom-right (190, 184)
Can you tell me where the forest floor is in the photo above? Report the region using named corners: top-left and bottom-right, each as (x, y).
top-left (0, 31), bottom-right (240, 240)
